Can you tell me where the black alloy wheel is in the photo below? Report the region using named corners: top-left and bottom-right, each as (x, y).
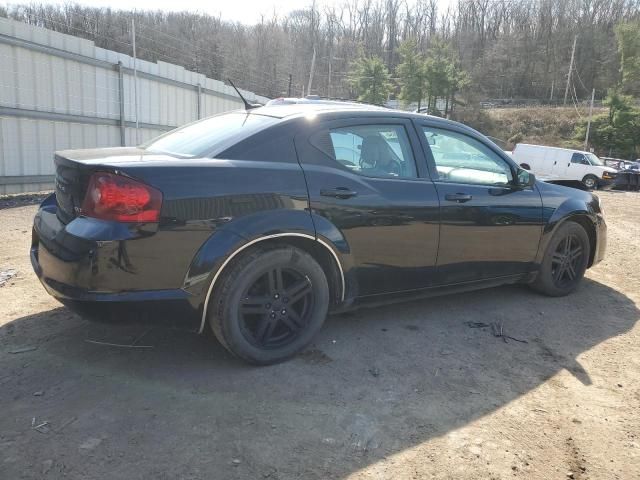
top-left (550, 233), bottom-right (584, 289)
top-left (239, 266), bottom-right (315, 349)
top-left (209, 246), bottom-right (330, 365)
top-left (531, 221), bottom-right (590, 297)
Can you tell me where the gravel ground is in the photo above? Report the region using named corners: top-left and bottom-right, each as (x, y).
top-left (0, 191), bottom-right (638, 480)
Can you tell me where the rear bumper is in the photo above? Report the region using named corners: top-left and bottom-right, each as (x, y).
top-left (31, 195), bottom-right (201, 330)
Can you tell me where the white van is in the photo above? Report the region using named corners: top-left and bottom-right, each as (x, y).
top-left (512, 144), bottom-right (617, 189)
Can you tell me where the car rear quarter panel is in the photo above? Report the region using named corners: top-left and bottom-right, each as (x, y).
top-left (113, 158), bottom-right (313, 291)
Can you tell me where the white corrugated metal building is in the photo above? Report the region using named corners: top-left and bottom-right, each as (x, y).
top-left (0, 17), bottom-right (268, 194)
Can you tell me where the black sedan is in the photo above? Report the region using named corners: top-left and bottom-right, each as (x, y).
top-left (31, 102), bottom-right (607, 364)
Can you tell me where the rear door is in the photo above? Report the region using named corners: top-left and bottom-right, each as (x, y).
top-left (416, 121), bottom-right (543, 284)
top-left (295, 117), bottom-right (440, 296)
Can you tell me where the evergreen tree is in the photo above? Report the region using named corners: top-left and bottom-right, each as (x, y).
top-left (396, 39), bottom-right (427, 109)
top-left (348, 54), bottom-right (393, 105)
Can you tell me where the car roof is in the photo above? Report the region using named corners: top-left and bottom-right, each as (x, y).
top-left (248, 102), bottom-right (388, 118)
top-left (516, 143), bottom-right (593, 156)
top-left (243, 102), bottom-right (471, 131)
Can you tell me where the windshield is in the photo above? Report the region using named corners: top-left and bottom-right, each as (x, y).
top-left (585, 153), bottom-right (604, 166)
top-left (143, 113), bottom-right (278, 157)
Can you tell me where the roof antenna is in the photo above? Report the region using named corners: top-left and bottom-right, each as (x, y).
top-left (227, 79), bottom-right (262, 110)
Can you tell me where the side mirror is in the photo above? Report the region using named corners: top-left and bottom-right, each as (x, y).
top-left (516, 168), bottom-right (536, 187)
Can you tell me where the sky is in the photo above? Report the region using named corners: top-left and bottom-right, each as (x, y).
top-left (8, 0), bottom-right (455, 25)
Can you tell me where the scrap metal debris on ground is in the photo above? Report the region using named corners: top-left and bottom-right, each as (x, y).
top-left (490, 321), bottom-right (528, 344)
top-left (464, 320), bottom-right (528, 344)
top-left (84, 327), bottom-right (154, 348)
top-left (464, 321), bottom-right (491, 329)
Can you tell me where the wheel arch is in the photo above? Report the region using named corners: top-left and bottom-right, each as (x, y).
top-left (563, 215), bottom-right (597, 267)
top-left (196, 233), bottom-right (346, 334)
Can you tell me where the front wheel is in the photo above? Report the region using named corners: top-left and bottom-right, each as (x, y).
top-left (583, 174), bottom-right (598, 190)
top-left (531, 222), bottom-right (590, 297)
top-left (208, 246), bottom-right (329, 365)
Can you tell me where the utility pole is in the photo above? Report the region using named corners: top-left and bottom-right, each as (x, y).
top-left (307, 46), bottom-right (316, 97)
top-left (563, 35), bottom-right (577, 106)
top-left (131, 18), bottom-right (139, 144)
top-left (287, 74), bottom-right (292, 97)
top-left (584, 88), bottom-right (596, 151)
top-left (327, 54), bottom-right (332, 98)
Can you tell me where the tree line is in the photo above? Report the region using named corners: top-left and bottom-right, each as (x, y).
top-left (575, 23), bottom-right (640, 160)
top-left (2, 1), bottom-right (640, 105)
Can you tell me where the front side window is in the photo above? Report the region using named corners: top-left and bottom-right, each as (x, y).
top-left (571, 153), bottom-right (589, 165)
top-left (312, 124), bottom-right (417, 179)
top-left (422, 127), bottom-right (512, 185)
top-left (143, 113), bottom-right (278, 158)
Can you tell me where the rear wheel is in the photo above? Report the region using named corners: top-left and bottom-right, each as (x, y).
top-left (208, 246), bottom-right (329, 365)
top-left (583, 174), bottom-right (598, 190)
top-left (531, 222), bottom-right (590, 296)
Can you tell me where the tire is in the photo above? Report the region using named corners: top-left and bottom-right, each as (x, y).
top-left (531, 221), bottom-right (590, 297)
top-left (208, 245), bottom-right (329, 365)
top-left (582, 174), bottom-right (598, 190)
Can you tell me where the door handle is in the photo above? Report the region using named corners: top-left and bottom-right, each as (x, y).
top-left (445, 193), bottom-right (473, 203)
top-left (320, 187), bottom-right (358, 199)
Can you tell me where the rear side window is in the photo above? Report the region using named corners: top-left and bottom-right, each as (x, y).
top-left (311, 124), bottom-right (417, 179)
top-left (143, 113), bottom-right (278, 158)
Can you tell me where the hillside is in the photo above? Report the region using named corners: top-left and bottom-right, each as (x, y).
top-left (456, 107), bottom-right (606, 151)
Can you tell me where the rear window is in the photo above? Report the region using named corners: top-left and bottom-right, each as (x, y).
top-left (143, 113), bottom-right (278, 158)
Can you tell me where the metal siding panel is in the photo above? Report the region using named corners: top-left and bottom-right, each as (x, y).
top-left (38, 121), bottom-right (55, 175)
top-left (81, 62), bottom-right (96, 117)
top-left (19, 118), bottom-right (38, 175)
top-left (69, 122), bottom-right (84, 149)
top-left (0, 44), bottom-right (17, 107)
top-left (0, 19), bottom-right (269, 190)
top-left (0, 117), bottom-right (7, 176)
top-left (53, 121), bottom-right (70, 152)
top-left (2, 118), bottom-right (21, 175)
top-left (17, 48), bottom-right (36, 110)
top-left (51, 54), bottom-right (66, 113)
top-left (149, 77), bottom-right (160, 125)
top-left (34, 51), bottom-right (53, 112)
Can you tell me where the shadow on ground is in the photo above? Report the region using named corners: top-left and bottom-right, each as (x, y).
top-left (0, 278), bottom-right (637, 479)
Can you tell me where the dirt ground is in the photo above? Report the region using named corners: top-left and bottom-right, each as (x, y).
top-left (1, 191), bottom-right (639, 480)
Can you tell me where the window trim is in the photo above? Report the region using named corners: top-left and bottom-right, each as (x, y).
top-left (414, 120), bottom-right (520, 187)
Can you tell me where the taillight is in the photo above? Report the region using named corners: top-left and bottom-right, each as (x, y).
top-left (81, 172), bottom-right (162, 223)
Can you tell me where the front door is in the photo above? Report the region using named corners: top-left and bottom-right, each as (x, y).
top-left (417, 123), bottom-right (544, 284)
top-left (296, 117), bottom-right (440, 297)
